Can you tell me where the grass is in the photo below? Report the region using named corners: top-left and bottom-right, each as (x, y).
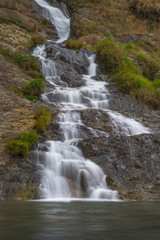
top-left (96, 37), bottom-right (160, 109)
top-left (136, 53), bottom-right (160, 81)
top-left (96, 38), bottom-right (126, 72)
top-left (34, 108), bottom-right (52, 133)
top-left (23, 78), bottom-right (46, 97)
top-left (0, 48), bottom-right (44, 79)
top-left (0, 13), bottom-right (31, 32)
top-left (65, 39), bottom-right (83, 50)
top-left (6, 131), bottom-right (39, 157)
top-left (6, 108), bottom-right (53, 157)
top-left (27, 35), bottom-right (46, 50)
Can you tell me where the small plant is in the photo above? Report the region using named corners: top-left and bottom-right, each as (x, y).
top-left (23, 78), bottom-right (46, 97)
top-left (19, 132), bottom-right (39, 148)
top-left (6, 140), bottom-right (30, 157)
top-left (27, 35), bottom-right (46, 49)
top-left (24, 95), bottom-right (38, 101)
top-left (6, 131), bottom-right (38, 157)
top-left (34, 108), bottom-right (52, 133)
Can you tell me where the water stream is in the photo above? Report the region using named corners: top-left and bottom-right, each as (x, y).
top-left (33, 0), bottom-right (151, 201)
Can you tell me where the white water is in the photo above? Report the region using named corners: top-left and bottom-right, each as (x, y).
top-left (34, 0), bottom-right (151, 201)
top-left (34, 0), bottom-right (70, 43)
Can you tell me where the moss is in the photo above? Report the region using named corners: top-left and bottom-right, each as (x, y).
top-left (34, 108), bottom-right (52, 133)
top-left (27, 35), bottom-right (46, 49)
top-left (23, 78), bottom-right (46, 97)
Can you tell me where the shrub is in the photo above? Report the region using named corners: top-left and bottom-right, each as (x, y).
top-left (34, 108), bottom-right (52, 133)
top-left (96, 38), bottom-right (126, 72)
top-left (23, 78), bottom-right (46, 97)
top-left (27, 35), bottom-right (46, 49)
top-left (6, 140), bottom-right (30, 157)
top-left (6, 131), bottom-right (39, 157)
top-left (19, 131), bottom-right (39, 147)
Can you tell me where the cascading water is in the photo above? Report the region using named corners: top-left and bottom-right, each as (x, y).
top-left (33, 0), bottom-right (151, 201)
top-left (34, 0), bottom-right (70, 43)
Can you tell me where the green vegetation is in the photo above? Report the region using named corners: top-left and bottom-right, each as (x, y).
top-left (23, 78), bottom-right (46, 97)
top-left (0, 13), bottom-right (31, 32)
top-left (136, 53), bottom-right (160, 81)
top-left (27, 35), bottom-right (46, 49)
top-left (34, 108), bottom-right (52, 133)
top-left (6, 131), bottom-right (38, 157)
top-left (65, 39), bottom-right (83, 50)
top-left (6, 108), bottom-right (53, 157)
top-left (0, 48), bottom-right (44, 79)
top-left (96, 37), bottom-right (160, 109)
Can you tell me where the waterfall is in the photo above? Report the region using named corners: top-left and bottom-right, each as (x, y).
top-left (34, 0), bottom-right (70, 43)
top-left (33, 0), bottom-right (151, 201)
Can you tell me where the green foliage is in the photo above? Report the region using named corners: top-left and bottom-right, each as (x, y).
top-left (24, 95), bottom-right (38, 101)
top-left (96, 38), bottom-right (160, 109)
top-left (96, 38), bottom-right (126, 72)
top-left (27, 35), bottom-right (46, 49)
top-left (123, 42), bottom-right (139, 52)
top-left (6, 131), bottom-right (39, 157)
top-left (34, 108), bottom-right (52, 133)
top-left (0, 48), bottom-right (44, 79)
top-left (6, 140), bottom-right (29, 157)
top-left (136, 53), bottom-right (160, 81)
top-left (0, 13), bottom-right (31, 32)
top-left (23, 78), bottom-right (46, 97)
top-left (153, 78), bottom-right (160, 88)
top-left (65, 39), bottom-right (83, 50)
top-left (19, 132), bottom-right (39, 147)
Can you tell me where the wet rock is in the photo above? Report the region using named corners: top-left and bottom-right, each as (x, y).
top-left (46, 42), bottom-right (89, 75)
top-left (78, 134), bottom-right (160, 200)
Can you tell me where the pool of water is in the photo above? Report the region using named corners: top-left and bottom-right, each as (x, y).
top-left (0, 201), bottom-right (160, 240)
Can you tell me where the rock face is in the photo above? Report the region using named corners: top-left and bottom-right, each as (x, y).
top-left (78, 134), bottom-right (160, 200)
top-left (0, 0), bottom-right (53, 200)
